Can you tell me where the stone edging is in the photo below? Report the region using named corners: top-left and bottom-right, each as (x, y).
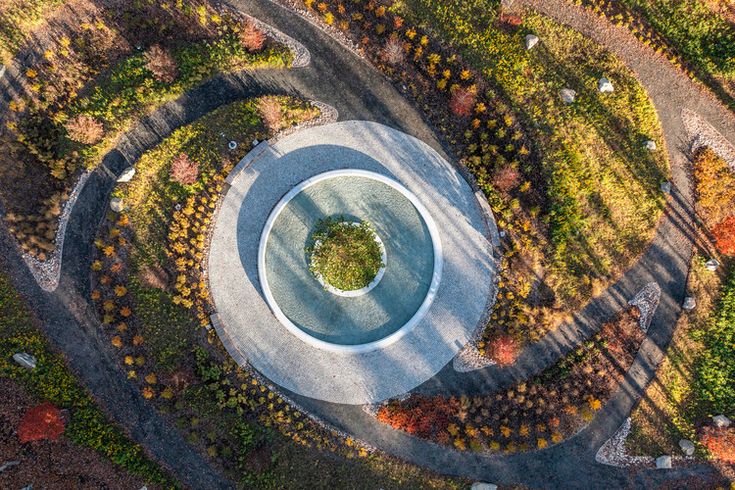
top-left (682, 108), bottom-right (735, 168)
top-left (19, 170), bottom-right (92, 292)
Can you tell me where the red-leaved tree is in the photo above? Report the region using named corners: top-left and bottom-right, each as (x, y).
top-left (170, 153), bottom-right (199, 185)
top-left (492, 165), bottom-right (521, 193)
top-left (488, 334), bottom-right (519, 366)
top-left (712, 216), bottom-right (735, 256)
top-left (18, 402), bottom-right (65, 443)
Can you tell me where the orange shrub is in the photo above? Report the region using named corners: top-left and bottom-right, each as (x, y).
top-left (699, 426), bottom-right (735, 463)
top-left (488, 334), bottom-right (519, 365)
top-left (712, 216), bottom-right (735, 256)
top-left (18, 403), bottom-right (65, 442)
top-left (693, 147), bottom-right (735, 228)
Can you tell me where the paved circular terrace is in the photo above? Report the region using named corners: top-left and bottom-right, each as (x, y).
top-left (208, 121), bottom-right (497, 404)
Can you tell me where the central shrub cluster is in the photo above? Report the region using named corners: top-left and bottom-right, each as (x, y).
top-left (307, 218), bottom-right (384, 291)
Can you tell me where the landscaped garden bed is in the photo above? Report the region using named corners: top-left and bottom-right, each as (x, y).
top-left (298, 0), bottom-right (668, 356)
top-left (377, 306), bottom-right (646, 452)
top-left (1, 0), bottom-right (292, 261)
top-left (626, 146), bottom-right (734, 469)
top-left (0, 271), bottom-right (172, 488)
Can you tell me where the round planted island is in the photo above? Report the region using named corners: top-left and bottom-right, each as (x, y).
top-left (258, 170), bottom-right (441, 350)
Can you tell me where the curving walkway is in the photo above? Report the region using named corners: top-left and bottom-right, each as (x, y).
top-left (1, 0), bottom-right (734, 487)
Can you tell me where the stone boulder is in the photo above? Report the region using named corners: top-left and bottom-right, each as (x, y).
top-left (116, 166), bottom-right (135, 183)
top-left (678, 439), bottom-right (695, 456)
top-left (525, 34), bottom-right (539, 50)
top-left (471, 483), bottom-right (498, 490)
top-left (12, 353), bottom-right (37, 369)
top-left (705, 259), bottom-right (720, 272)
top-left (682, 296), bottom-right (696, 311)
top-left (645, 140), bottom-right (657, 151)
top-left (656, 455), bottom-right (672, 469)
top-left (560, 88), bottom-right (577, 104)
top-left (110, 197), bottom-right (124, 213)
top-left (713, 414), bottom-right (732, 428)
top-left (660, 181), bottom-right (671, 194)
top-left (598, 77), bottom-right (614, 93)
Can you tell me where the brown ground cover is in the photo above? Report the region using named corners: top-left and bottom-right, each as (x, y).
top-left (0, 378), bottom-right (145, 489)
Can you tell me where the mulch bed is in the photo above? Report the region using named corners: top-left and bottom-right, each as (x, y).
top-left (0, 378), bottom-right (145, 490)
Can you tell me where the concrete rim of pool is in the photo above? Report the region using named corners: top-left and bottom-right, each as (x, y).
top-left (257, 169), bottom-right (444, 354)
top-left (208, 120), bottom-right (498, 404)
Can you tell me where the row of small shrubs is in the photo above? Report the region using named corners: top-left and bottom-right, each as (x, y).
top-left (377, 307), bottom-right (645, 452)
top-left (0, 273), bottom-right (173, 486)
top-left (569, 0), bottom-right (735, 108)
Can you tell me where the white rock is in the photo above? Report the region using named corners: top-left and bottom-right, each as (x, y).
top-left (645, 140), bottom-right (657, 151)
top-left (560, 88), bottom-right (577, 104)
top-left (471, 483), bottom-right (498, 490)
top-left (656, 455), bottom-right (672, 469)
top-left (12, 353), bottom-right (37, 369)
top-left (682, 296), bottom-right (696, 310)
top-left (116, 166), bottom-right (135, 183)
top-left (525, 34), bottom-right (539, 50)
top-left (705, 259), bottom-right (720, 272)
top-left (110, 197), bottom-right (124, 213)
top-left (598, 77), bottom-right (614, 93)
top-left (660, 181), bottom-right (671, 194)
top-left (678, 439), bottom-right (695, 456)
top-left (713, 414), bottom-right (732, 428)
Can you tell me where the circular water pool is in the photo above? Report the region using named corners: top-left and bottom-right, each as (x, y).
top-left (258, 170), bottom-right (442, 351)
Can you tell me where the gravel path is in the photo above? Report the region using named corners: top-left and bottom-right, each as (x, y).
top-left (1, 0), bottom-right (733, 487)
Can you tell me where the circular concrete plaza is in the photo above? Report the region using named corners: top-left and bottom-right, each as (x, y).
top-left (208, 121), bottom-right (497, 404)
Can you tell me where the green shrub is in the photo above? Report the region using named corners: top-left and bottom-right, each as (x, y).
top-left (694, 271), bottom-right (735, 415)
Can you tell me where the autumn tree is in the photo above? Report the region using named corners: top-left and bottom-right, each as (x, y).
top-left (65, 115), bottom-right (104, 145)
top-left (712, 216), bottom-right (735, 256)
top-left (170, 153), bottom-right (199, 185)
top-left (693, 147), bottom-right (735, 228)
top-left (145, 45), bottom-right (178, 83)
top-left (239, 21), bottom-right (266, 52)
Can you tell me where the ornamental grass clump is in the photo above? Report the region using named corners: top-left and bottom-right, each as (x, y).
top-left (307, 218), bottom-right (384, 291)
top-left (64, 114), bottom-right (104, 145)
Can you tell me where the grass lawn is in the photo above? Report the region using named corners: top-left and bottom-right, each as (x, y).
top-left (628, 255), bottom-right (734, 459)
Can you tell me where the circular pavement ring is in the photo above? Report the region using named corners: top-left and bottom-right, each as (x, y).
top-left (208, 121), bottom-right (498, 404)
